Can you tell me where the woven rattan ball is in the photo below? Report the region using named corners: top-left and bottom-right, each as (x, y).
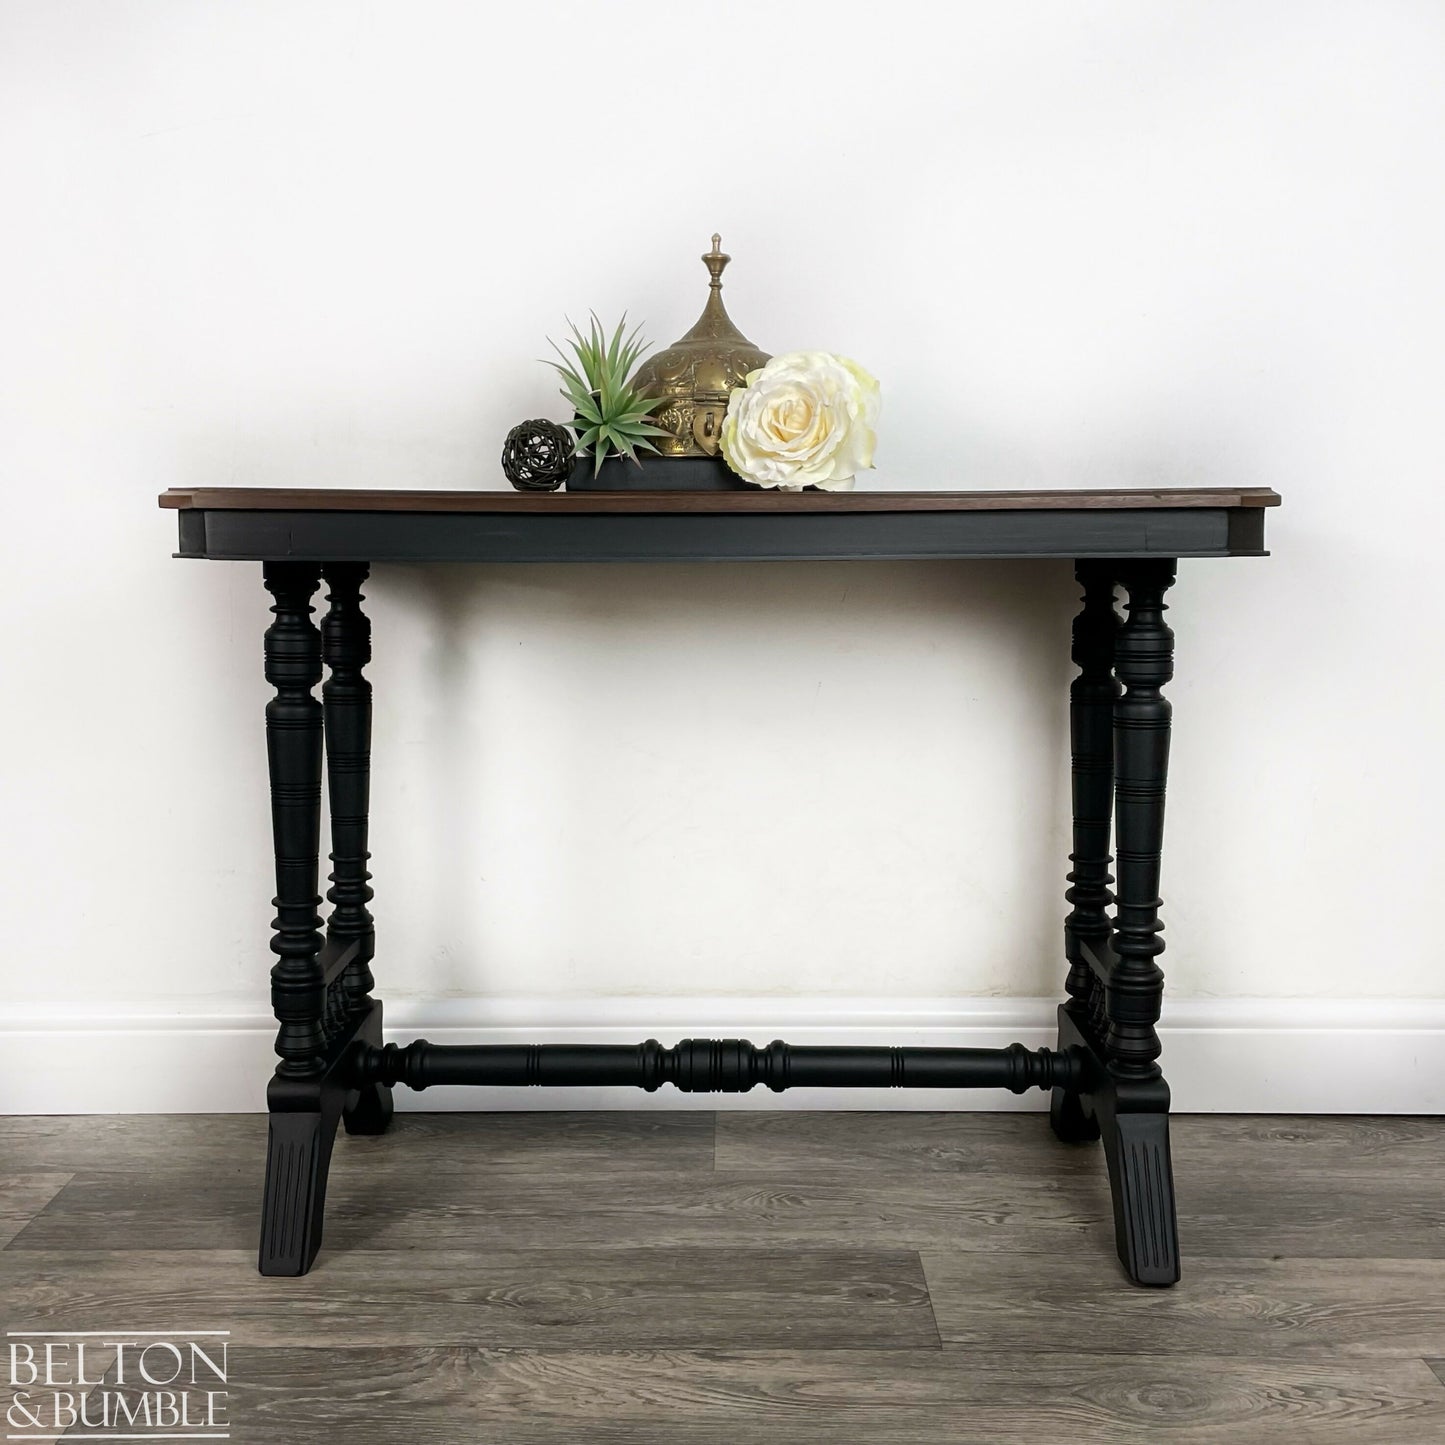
top-left (502, 419), bottom-right (575, 492)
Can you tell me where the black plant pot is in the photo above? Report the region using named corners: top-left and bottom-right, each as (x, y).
top-left (567, 453), bottom-right (749, 492)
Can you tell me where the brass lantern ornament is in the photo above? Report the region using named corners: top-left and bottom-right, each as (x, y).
top-left (629, 235), bottom-right (771, 458)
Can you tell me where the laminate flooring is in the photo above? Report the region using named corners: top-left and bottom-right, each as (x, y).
top-left (2, 1112), bottom-right (1441, 1442)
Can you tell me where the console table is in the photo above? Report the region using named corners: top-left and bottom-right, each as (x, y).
top-left (159, 485), bottom-right (1280, 1285)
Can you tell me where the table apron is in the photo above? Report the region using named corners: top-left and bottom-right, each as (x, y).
top-left (178, 505), bottom-right (1261, 563)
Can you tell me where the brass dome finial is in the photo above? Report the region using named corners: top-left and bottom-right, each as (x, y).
top-left (704, 234), bottom-right (729, 289)
top-left (629, 235), bottom-right (771, 458)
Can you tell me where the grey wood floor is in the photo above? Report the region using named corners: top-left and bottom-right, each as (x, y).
top-left (2, 1111), bottom-right (1443, 1442)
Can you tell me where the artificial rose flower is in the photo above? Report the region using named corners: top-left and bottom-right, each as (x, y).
top-left (720, 351), bottom-right (880, 491)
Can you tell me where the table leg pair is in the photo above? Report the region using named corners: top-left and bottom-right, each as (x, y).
top-left (254, 558), bottom-right (1180, 1285)
top-left (257, 562), bottom-right (391, 1278)
top-left (1052, 558), bottom-right (1181, 1286)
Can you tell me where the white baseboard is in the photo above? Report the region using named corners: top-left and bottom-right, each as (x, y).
top-left (2, 996), bottom-right (1440, 1114)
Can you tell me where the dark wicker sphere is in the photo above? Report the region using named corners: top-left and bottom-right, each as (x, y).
top-left (502, 418), bottom-right (575, 492)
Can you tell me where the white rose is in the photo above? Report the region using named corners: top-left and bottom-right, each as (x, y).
top-left (720, 351), bottom-right (880, 491)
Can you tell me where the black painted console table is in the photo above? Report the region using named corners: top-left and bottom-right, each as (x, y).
top-left (159, 485), bottom-right (1280, 1284)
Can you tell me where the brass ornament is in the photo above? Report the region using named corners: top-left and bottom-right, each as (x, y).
top-left (630, 234), bottom-right (771, 458)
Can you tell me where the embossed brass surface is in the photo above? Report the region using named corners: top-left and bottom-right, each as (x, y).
top-left (631, 235), bottom-right (771, 457)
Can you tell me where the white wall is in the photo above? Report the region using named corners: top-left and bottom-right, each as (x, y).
top-left (2, 2), bottom-right (1444, 1108)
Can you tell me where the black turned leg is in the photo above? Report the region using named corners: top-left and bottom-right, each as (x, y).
top-left (1100, 559), bottom-right (1180, 1285)
top-left (1052, 561), bottom-right (1119, 1144)
top-left (259, 562), bottom-right (341, 1277)
top-left (321, 563), bottom-right (393, 1138)
top-left (264, 562), bottom-right (327, 1082)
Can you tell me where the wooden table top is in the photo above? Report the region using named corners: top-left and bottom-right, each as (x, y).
top-left (160, 486), bottom-right (1281, 514)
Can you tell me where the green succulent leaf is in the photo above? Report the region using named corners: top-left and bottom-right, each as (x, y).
top-left (603, 313), bottom-right (621, 373)
top-left (592, 432), bottom-right (615, 475)
top-left (546, 312), bottom-right (661, 451)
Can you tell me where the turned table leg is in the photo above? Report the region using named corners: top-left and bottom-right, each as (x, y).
top-left (1053, 561), bottom-right (1119, 1144)
top-left (321, 563), bottom-right (393, 1138)
top-left (1052, 558), bottom-right (1182, 1285)
top-left (1098, 558), bottom-right (1181, 1285)
top-left (258, 562), bottom-right (344, 1276)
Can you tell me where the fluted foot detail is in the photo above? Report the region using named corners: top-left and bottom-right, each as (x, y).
top-left (1101, 1107), bottom-right (1180, 1286)
top-left (258, 1002), bottom-right (382, 1275)
top-left (259, 1101), bottom-right (339, 1276)
top-left (1053, 1002), bottom-right (1178, 1285)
